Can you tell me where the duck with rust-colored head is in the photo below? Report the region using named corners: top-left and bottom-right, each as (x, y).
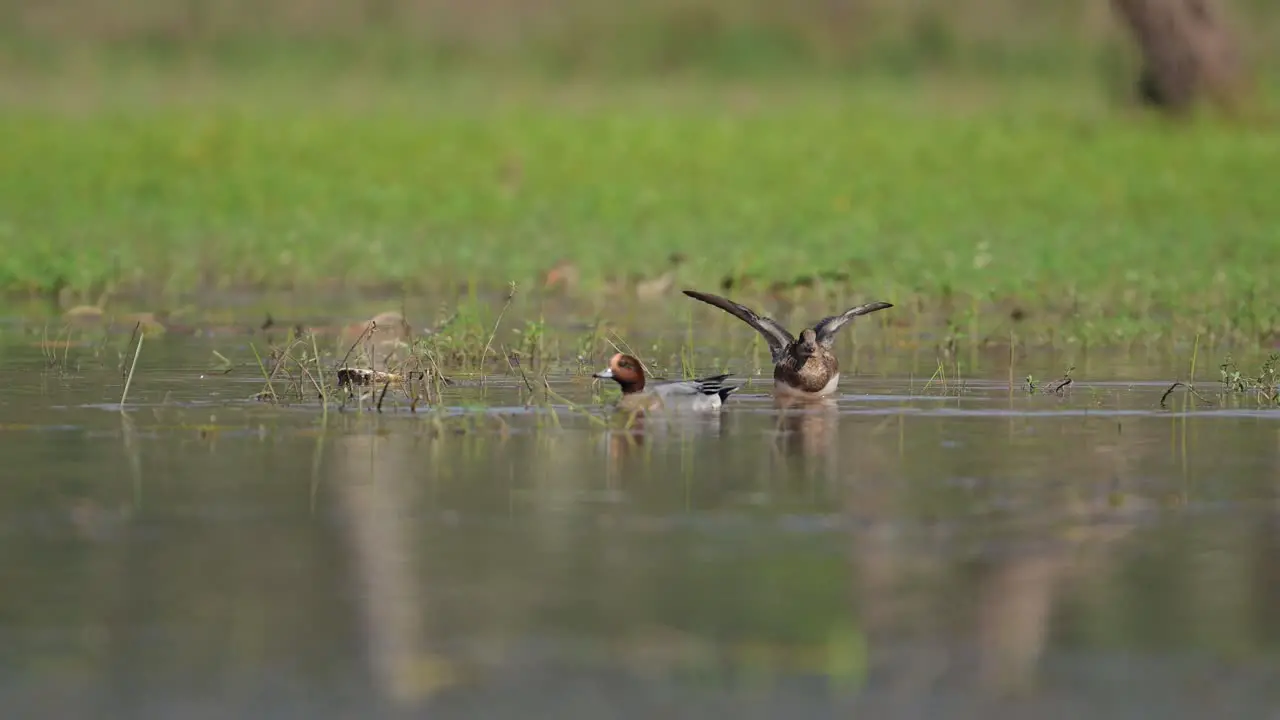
top-left (682, 290), bottom-right (892, 398)
top-left (593, 353), bottom-right (740, 412)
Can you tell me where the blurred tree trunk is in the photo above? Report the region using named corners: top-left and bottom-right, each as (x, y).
top-left (1111, 0), bottom-right (1247, 113)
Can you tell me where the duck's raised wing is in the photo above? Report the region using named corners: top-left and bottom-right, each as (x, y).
top-left (812, 301), bottom-right (893, 348)
top-left (682, 290), bottom-right (794, 364)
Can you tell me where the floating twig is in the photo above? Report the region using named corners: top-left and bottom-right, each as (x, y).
top-left (120, 322), bottom-right (144, 410)
top-left (506, 348), bottom-right (536, 394)
top-left (338, 320), bottom-right (378, 369)
top-left (376, 379), bottom-right (392, 413)
top-left (122, 321), bottom-right (141, 382)
top-left (1159, 381), bottom-right (1212, 409)
top-left (481, 282), bottom-right (517, 372)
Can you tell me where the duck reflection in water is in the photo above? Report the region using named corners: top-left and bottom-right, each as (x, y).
top-left (773, 393), bottom-right (840, 464)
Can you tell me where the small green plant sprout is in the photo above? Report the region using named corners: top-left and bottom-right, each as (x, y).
top-left (1219, 353), bottom-right (1280, 405)
top-left (510, 317), bottom-right (547, 370)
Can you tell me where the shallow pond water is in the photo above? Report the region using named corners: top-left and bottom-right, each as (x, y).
top-left (1, 332), bottom-right (1279, 720)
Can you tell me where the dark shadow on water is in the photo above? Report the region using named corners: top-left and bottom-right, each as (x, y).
top-left (0, 340), bottom-right (1279, 719)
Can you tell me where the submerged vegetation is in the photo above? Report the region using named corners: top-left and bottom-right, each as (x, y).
top-left (1219, 353), bottom-right (1280, 406)
top-left (30, 282), bottom-right (1280, 421)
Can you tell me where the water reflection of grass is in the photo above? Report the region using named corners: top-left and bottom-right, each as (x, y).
top-left (6, 79), bottom-right (1279, 346)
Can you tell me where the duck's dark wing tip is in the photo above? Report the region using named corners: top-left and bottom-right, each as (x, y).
top-left (813, 300), bottom-right (894, 345)
top-left (681, 289), bottom-right (795, 358)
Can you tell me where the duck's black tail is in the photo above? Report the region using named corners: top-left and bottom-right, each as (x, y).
top-left (694, 373), bottom-right (742, 402)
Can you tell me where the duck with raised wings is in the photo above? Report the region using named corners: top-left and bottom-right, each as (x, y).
top-left (682, 290), bottom-right (892, 398)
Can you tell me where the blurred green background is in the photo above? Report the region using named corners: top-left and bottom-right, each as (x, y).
top-left (2, 0), bottom-right (1277, 81)
top-left (2, 0), bottom-right (1278, 346)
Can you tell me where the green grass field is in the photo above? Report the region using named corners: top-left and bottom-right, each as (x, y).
top-left (2, 72), bottom-right (1279, 345)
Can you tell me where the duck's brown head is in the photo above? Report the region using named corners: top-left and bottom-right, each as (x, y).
top-left (593, 353), bottom-right (646, 393)
top-left (793, 328), bottom-right (820, 361)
